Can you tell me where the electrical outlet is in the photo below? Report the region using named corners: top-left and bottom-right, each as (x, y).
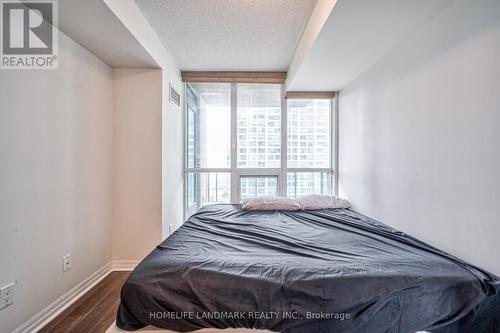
top-left (168, 224), bottom-right (174, 235)
top-left (62, 253), bottom-right (72, 272)
top-left (0, 282), bottom-right (15, 310)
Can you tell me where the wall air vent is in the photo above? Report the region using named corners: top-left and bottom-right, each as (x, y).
top-left (169, 83), bottom-right (181, 108)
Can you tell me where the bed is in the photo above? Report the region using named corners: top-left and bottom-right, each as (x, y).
top-left (116, 204), bottom-right (499, 332)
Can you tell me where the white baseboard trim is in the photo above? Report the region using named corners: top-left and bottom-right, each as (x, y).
top-left (111, 259), bottom-right (139, 271)
top-left (13, 260), bottom-right (138, 333)
top-left (13, 262), bottom-right (112, 333)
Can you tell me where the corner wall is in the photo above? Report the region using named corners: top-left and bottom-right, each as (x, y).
top-left (161, 72), bottom-right (184, 238)
top-left (0, 32), bottom-right (114, 332)
top-left (112, 68), bottom-right (163, 261)
top-left (103, 0), bottom-right (185, 240)
top-left (338, 0), bottom-right (500, 275)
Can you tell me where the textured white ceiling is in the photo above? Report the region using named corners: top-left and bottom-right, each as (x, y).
top-left (287, 0), bottom-right (454, 91)
top-left (134, 0), bottom-right (317, 71)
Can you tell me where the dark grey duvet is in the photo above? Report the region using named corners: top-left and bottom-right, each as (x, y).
top-left (117, 205), bottom-right (500, 332)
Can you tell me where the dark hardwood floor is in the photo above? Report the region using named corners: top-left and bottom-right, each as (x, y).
top-left (39, 271), bottom-right (130, 333)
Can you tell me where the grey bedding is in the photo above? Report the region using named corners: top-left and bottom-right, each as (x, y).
top-left (117, 204), bottom-right (499, 332)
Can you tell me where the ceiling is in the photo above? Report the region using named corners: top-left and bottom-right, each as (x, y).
top-left (58, 0), bottom-right (454, 89)
top-left (59, 0), bottom-right (158, 68)
top-left (133, 0), bottom-right (317, 71)
top-left (287, 0), bottom-right (453, 91)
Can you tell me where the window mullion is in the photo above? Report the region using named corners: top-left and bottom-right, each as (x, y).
top-left (280, 84), bottom-right (287, 197)
top-left (333, 96), bottom-right (339, 196)
top-left (230, 83), bottom-right (239, 203)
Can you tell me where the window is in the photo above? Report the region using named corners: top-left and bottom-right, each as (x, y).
top-left (185, 83), bottom-right (231, 216)
top-left (240, 176), bottom-right (278, 201)
top-left (186, 83), bottom-right (231, 168)
top-left (185, 82), bottom-right (335, 217)
top-left (287, 99), bottom-right (330, 168)
top-left (186, 172), bottom-right (231, 217)
top-left (286, 99), bottom-right (332, 198)
top-left (237, 84), bottom-right (281, 168)
top-left (287, 171), bottom-right (331, 199)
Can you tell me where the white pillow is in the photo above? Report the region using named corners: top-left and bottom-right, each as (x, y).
top-left (241, 196), bottom-right (300, 211)
top-left (297, 194), bottom-right (351, 210)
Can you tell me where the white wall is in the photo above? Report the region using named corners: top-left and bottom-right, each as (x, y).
top-left (339, 0), bottom-right (500, 275)
top-left (112, 68), bottom-right (163, 261)
top-left (0, 32), bottom-right (114, 332)
top-left (286, 0), bottom-right (338, 89)
top-left (104, 0), bottom-right (184, 239)
top-left (0, 1), bottom-right (183, 330)
top-left (161, 71), bottom-right (184, 238)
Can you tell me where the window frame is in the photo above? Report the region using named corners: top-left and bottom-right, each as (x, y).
top-left (183, 83), bottom-right (336, 217)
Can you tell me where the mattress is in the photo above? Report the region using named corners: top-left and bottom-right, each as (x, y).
top-left (117, 204), bottom-right (499, 332)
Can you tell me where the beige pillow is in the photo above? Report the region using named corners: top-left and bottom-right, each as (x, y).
top-left (297, 194), bottom-right (351, 210)
top-left (241, 196), bottom-right (300, 211)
